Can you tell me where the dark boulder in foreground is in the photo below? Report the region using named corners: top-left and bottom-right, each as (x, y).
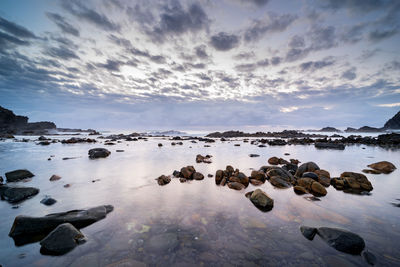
top-left (40, 223), bottom-right (86, 255)
top-left (315, 142), bottom-right (345, 150)
top-left (0, 185), bottom-right (39, 203)
top-left (367, 161), bottom-right (396, 174)
top-left (5, 169), bottom-right (34, 182)
top-left (9, 205), bottom-right (113, 246)
top-left (88, 148), bottom-right (111, 159)
top-left (300, 226), bottom-right (366, 255)
top-left (246, 189), bottom-right (274, 211)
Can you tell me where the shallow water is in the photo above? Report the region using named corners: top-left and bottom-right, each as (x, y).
top-left (0, 136), bottom-right (399, 266)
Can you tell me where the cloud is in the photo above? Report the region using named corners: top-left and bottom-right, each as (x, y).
top-left (299, 58), bottom-right (335, 72)
top-left (233, 51), bottom-right (255, 60)
top-left (194, 45), bottom-right (209, 59)
top-left (309, 25), bottom-right (337, 50)
top-left (377, 102), bottom-right (400, 107)
top-left (341, 67), bottom-right (357, 80)
top-left (0, 31), bottom-right (30, 50)
top-left (271, 56), bottom-right (282, 65)
top-left (46, 12), bottom-right (80, 37)
top-left (319, 0), bottom-right (387, 13)
top-left (231, 0), bottom-right (270, 7)
top-left (142, 2), bottom-right (209, 42)
top-left (210, 32), bottom-right (240, 51)
top-left (61, 0), bottom-right (120, 31)
top-left (244, 13), bottom-right (297, 42)
top-left (0, 16), bottom-right (37, 39)
top-left (45, 45), bottom-right (80, 60)
top-left (340, 23), bottom-right (367, 43)
top-left (368, 28), bottom-right (398, 42)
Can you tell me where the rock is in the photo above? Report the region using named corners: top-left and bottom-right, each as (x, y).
top-left (367, 161), bottom-right (396, 174)
top-left (362, 169), bottom-right (381, 174)
top-left (294, 186), bottom-right (307, 195)
top-left (268, 157), bottom-right (280, 165)
top-left (64, 184), bottom-right (71, 188)
top-left (304, 196), bottom-right (321, 201)
top-left (157, 175), bottom-right (171, 186)
top-left (266, 167), bottom-right (294, 184)
top-left (227, 182), bottom-right (245, 190)
top-left (314, 169), bottom-right (331, 187)
top-left (145, 233), bottom-right (178, 253)
top-left (384, 110), bottom-right (400, 129)
top-left (270, 176), bottom-right (292, 188)
top-left (362, 250), bottom-right (377, 265)
top-left (179, 178), bottom-right (187, 183)
top-left (250, 170), bottom-right (266, 182)
top-left (88, 148), bottom-right (111, 159)
top-left (49, 175), bottom-right (61, 181)
top-left (297, 177), bottom-right (315, 190)
top-left (290, 159), bottom-right (300, 164)
top-left (311, 182), bottom-right (327, 196)
top-left (40, 196), bottom-right (57, 206)
top-left (0, 176), bottom-right (3, 184)
top-left (0, 185), bottom-right (39, 203)
top-left (300, 226), bottom-right (317, 240)
top-left (40, 223), bottom-right (85, 255)
top-left (158, 143), bottom-right (162, 147)
top-left (116, 150), bottom-right (124, 152)
top-left (181, 167), bottom-right (193, 179)
top-left (248, 189), bottom-right (274, 211)
top-left (249, 154), bottom-right (260, 157)
top-left (215, 170), bottom-right (224, 184)
top-left (173, 170), bottom-right (180, 177)
top-left (282, 163), bottom-right (298, 175)
top-left (220, 178), bottom-right (226, 186)
top-left (5, 169), bottom-right (34, 182)
top-left (9, 205), bottom-right (113, 245)
top-left (317, 227), bottom-right (365, 255)
top-left (295, 162), bottom-right (320, 177)
top-left (315, 142), bottom-right (345, 150)
top-left (196, 154), bottom-right (212, 163)
top-left (193, 172), bottom-right (204, 180)
top-left (207, 174), bottom-right (213, 178)
top-left (302, 172), bottom-right (319, 181)
top-left (249, 179), bottom-right (264, 186)
top-left (331, 172), bottom-right (373, 193)
top-left (237, 172), bottom-right (249, 186)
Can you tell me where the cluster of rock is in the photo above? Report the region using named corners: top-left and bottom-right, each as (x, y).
top-left (196, 154), bottom-right (212, 163)
top-left (157, 166), bottom-right (206, 185)
top-left (206, 130), bottom-right (327, 138)
top-left (215, 165), bottom-right (250, 190)
top-left (61, 137), bottom-right (97, 144)
top-left (9, 205), bottom-right (113, 254)
top-left (0, 170), bottom-right (39, 203)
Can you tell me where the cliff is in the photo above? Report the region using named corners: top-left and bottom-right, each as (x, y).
top-left (384, 111), bottom-right (400, 129)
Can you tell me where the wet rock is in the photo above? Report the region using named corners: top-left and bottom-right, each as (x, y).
top-left (294, 185), bottom-right (307, 195)
top-left (290, 159), bottom-right (300, 164)
top-left (302, 172), bottom-right (319, 181)
top-left (0, 185), bottom-right (39, 203)
top-left (207, 174), bottom-right (213, 178)
top-left (251, 170), bottom-right (266, 182)
top-left (5, 169), bottom-right (34, 182)
top-left (196, 154), bottom-right (212, 163)
top-left (295, 162), bottom-right (320, 178)
top-left (367, 161), bottom-right (396, 174)
top-left (282, 163), bottom-right (298, 175)
top-left (215, 170), bottom-right (224, 184)
top-left (249, 179), bottom-right (264, 186)
top-left (40, 196), bottom-right (57, 206)
top-left (145, 233), bottom-right (178, 253)
top-left (227, 182), bottom-right (245, 190)
top-left (248, 189), bottom-right (274, 211)
top-left (315, 142), bottom-right (345, 150)
top-left (317, 227), bottom-right (365, 255)
top-left (116, 150), bottom-right (124, 152)
top-left (268, 157), bottom-right (279, 165)
top-left (220, 178), bottom-right (227, 186)
top-left (64, 184), bottom-right (71, 188)
top-left (62, 138), bottom-right (96, 144)
top-left (362, 250), bottom-right (377, 265)
top-left (269, 176), bottom-right (291, 188)
top-left (0, 176), bottom-right (3, 184)
top-left (158, 143), bottom-right (163, 147)
top-left (314, 169), bottom-right (331, 187)
top-left (157, 175), bottom-right (171, 186)
top-left (9, 205), bottom-right (113, 245)
top-left (311, 181), bottom-right (327, 196)
top-left (331, 172), bottom-right (373, 193)
top-left (38, 141), bottom-right (50, 145)
top-left (40, 223), bottom-right (85, 255)
top-left (173, 170), bottom-right (180, 177)
top-left (300, 226), bottom-right (317, 240)
top-left (88, 148), bottom-right (111, 159)
top-left (179, 178), bottom-right (187, 183)
top-left (193, 172), bottom-right (204, 180)
top-left (49, 175), bottom-right (61, 181)
top-left (181, 167), bottom-right (193, 179)
top-left (249, 154), bottom-right (260, 157)
top-left (362, 169), bottom-right (381, 174)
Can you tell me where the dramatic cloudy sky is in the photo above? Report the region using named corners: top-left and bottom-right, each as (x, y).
top-left (0, 0), bottom-right (399, 131)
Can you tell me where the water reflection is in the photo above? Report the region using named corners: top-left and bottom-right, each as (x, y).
top-left (0, 137), bottom-right (399, 266)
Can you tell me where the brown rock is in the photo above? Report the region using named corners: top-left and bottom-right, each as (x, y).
top-left (270, 176), bottom-right (292, 188)
top-left (311, 181), bottom-right (327, 196)
top-left (367, 161), bottom-right (396, 174)
top-left (193, 172), bottom-right (204, 180)
top-left (297, 178), bottom-right (315, 191)
top-left (181, 167), bottom-right (192, 179)
top-left (215, 170), bottom-right (224, 184)
top-left (251, 170), bottom-right (266, 182)
top-left (49, 175), bottom-right (61, 181)
top-left (157, 175), bottom-right (171, 186)
top-left (220, 178), bottom-right (227, 186)
top-left (362, 169), bottom-right (382, 174)
top-left (294, 186), bottom-right (307, 195)
top-left (268, 157), bottom-right (279, 165)
top-left (227, 182), bottom-right (245, 190)
top-left (249, 179), bottom-right (264, 186)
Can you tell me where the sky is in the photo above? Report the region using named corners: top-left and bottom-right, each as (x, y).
top-left (0, 0), bottom-right (399, 131)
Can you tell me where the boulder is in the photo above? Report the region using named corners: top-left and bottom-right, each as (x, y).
top-left (302, 172), bottom-right (319, 181)
top-left (268, 157), bottom-right (279, 165)
top-left (249, 179), bottom-right (264, 186)
top-left (9, 205), bottom-right (113, 245)
top-left (88, 148), bottom-right (111, 159)
top-left (40, 196), bottom-right (57, 206)
top-left (0, 185), bottom-right (39, 203)
top-left (311, 182), bottom-right (327, 196)
top-left (300, 226), bottom-right (317, 240)
top-left (193, 172), bottom-right (204, 180)
top-left (295, 162), bottom-right (320, 177)
top-left (294, 186), bottom-right (307, 195)
top-left (237, 172), bottom-right (249, 187)
top-left (157, 175), bottom-right (171, 186)
top-left (270, 176), bottom-right (292, 188)
top-left (331, 172), bottom-right (373, 193)
top-left (5, 169), bottom-right (34, 182)
top-left (290, 159), bottom-right (300, 164)
top-left (314, 169), bottom-right (331, 187)
top-left (181, 167), bottom-right (193, 179)
top-left (227, 182), bottom-right (245, 190)
top-left (248, 189), bottom-right (274, 211)
top-left (49, 175), bottom-right (61, 181)
top-left (317, 227), bottom-right (365, 255)
top-left (367, 161), bottom-right (396, 174)
top-left (266, 167), bottom-right (294, 184)
top-left (196, 154), bottom-right (212, 163)
top-left (0, 176), bottom-right (3, 184)
top-left (215, 170), bottom-right (224, 184)
top-left (40, 223), bottom-right (86, 255)
top-left (297, 178), bottom-right (315, 191)
top-left (251, 171), bottom-right (266, 182)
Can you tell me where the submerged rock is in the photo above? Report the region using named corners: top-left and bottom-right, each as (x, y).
top-left (367, 161), bottom-right (396, 174)
top-left (5, 169), bottom-right (34, 182)
top-left (362, 250), bottom-right (377, 265)
top-left (0, 185), bottom-right (39, 203)
top-left (248, 189), bottom-right (274, 211)
top-left (145, 233), bottom-right (178, 253)
top-left (40, 223), bottom-right (86, 255)
top-left (88, 148), bottom-right (111, 159)
top-left (317, 227), bottom-right (365, 255)
top-left (9, 205), bottom-right (113, 245)
top-left (300, 226), bottom-right (317, 240)
top-left (40, 196), bottom-right (57, 206)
